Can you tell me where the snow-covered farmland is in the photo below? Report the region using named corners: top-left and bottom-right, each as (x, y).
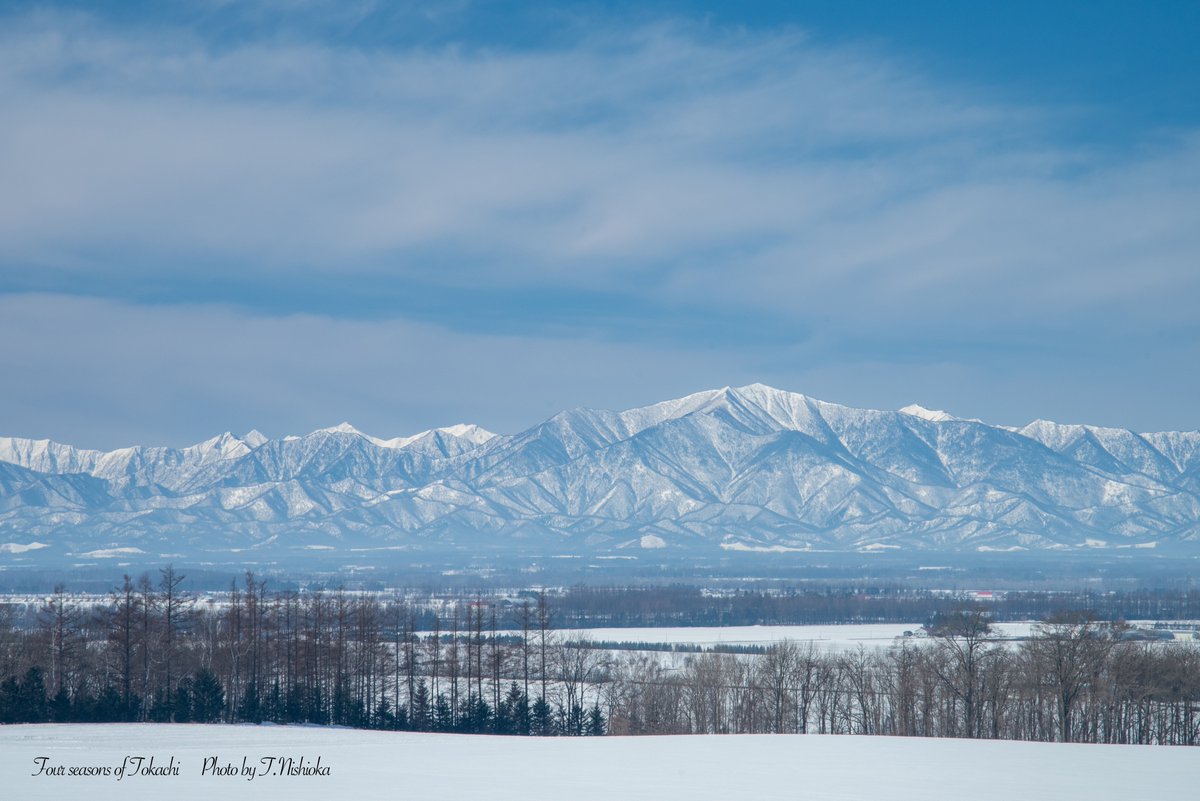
top-left (561, 621), bottom-right (1037, 651)
top-left (0, 723), bottom-right (1192, 801)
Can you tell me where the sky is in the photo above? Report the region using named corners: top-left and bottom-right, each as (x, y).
top-left (1, 1), bottom-right (1198, 449)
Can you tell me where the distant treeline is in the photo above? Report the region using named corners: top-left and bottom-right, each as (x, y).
top-left (571, 640), bottom-right (769, 655)
top-left (550, 585), bottom-right (1200, 627)
top-left (603, 612), bottom-right (1200, 745)
top-left (1, 568), bottom-right (1198, 745)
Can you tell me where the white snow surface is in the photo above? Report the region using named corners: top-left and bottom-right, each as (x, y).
top-left (899, 403), bottom-right (956, 422)
top-left (313, 422), bottom-right (496, 449)
top-left (0, 723), bottom-right (1191, 801)
top-left (0, 541), bottom-right (48, 554)
top-left (561, 622), bottom-right (1034, 650)
top-left (75, 547), bottom-right (145, 559)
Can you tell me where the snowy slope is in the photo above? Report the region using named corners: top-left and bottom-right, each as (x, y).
top-left (1, 385), bottom-right (1198, 560)
top-left (0, 724), bottom-right (1193, 801)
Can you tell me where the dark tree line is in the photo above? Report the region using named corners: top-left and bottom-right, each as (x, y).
top-left (2, 572), bottom-right (1197, 746)
top-left (551, 585), bottom-right (1200, 627)
top-left (0, 569), bottom-right (604, 736)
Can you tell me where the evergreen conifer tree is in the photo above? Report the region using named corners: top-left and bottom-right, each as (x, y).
top-left (49, 687), bottom-right (72, 722)
top-left (0, 676), bottom-right (20, 723)
top-left (411, 679), bottom-right (431, 731)
top-left (531, 695), bottom-right (554, 736)
top-left (191, 668), bottom-right (225, 723)
top-left (240, 679), bottom-right (262, 724)
top-left (586, 702), bottom-right (606, 736)
top-left (173, 682), bottom-right (192, 723)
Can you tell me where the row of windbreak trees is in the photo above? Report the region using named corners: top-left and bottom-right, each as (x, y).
top-left (0, 568), bottom-right (606, 735)
top-left (603, 611), bottom-right (1200, 744)
top-left (553, 585), bottom-right (1200, 627)
top-left (0, 569), bottom-right (1197, 745)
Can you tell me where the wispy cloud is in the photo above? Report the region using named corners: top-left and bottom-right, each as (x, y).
top-left (0, 293), bottom-right (761, 448)
top-left (0, 8), bottom-right (1196, 442)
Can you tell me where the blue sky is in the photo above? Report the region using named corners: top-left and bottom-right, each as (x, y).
top-left (1, 1), bottom-right (1198, 448)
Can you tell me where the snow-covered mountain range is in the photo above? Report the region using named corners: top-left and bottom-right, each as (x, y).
top-left (2, 384), bottom-right (1198, 564)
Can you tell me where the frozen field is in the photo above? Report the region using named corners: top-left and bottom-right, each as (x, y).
top-left (563, 621), bottom-right (1036, 651)
top-left (0, 723), bottom-right (1191, 801)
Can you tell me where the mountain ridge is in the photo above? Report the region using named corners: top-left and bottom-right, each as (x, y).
top-left (1, 384), bottom-right (1198, 564)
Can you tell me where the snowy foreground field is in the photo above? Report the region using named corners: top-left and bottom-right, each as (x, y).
top-left (0, 724), bottom-right (1191, 801)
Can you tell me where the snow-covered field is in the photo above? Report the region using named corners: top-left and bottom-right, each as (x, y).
top-left (0, 723), bottom-right (1190, 801)
top-left (563, 621), bottom-right (1036, 651)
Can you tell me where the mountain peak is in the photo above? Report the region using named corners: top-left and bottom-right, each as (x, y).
top-left (184, 431), bottom-right (262, 461)
top-left (734, 382), bottom-right (805, 400)
top-left (899, 404), bottom-right (957, 422)
top-left (319, 422), bottom-right (363, 436)
top-left (304, 422), bottom-right (497, 450)
top-left (242, 429), bottom-right (268, 448)
top-left (730, 383), bottom-right (815, 411)
top-left (374, 424), bottom-right (498, 449)
top-left (436, 424), bottom-right (497, 445)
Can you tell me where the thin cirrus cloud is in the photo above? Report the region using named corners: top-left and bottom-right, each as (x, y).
top-left (0, 293), bottom-right (764, 449)
top-left (0, 7), bottom-right (1197, 445)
